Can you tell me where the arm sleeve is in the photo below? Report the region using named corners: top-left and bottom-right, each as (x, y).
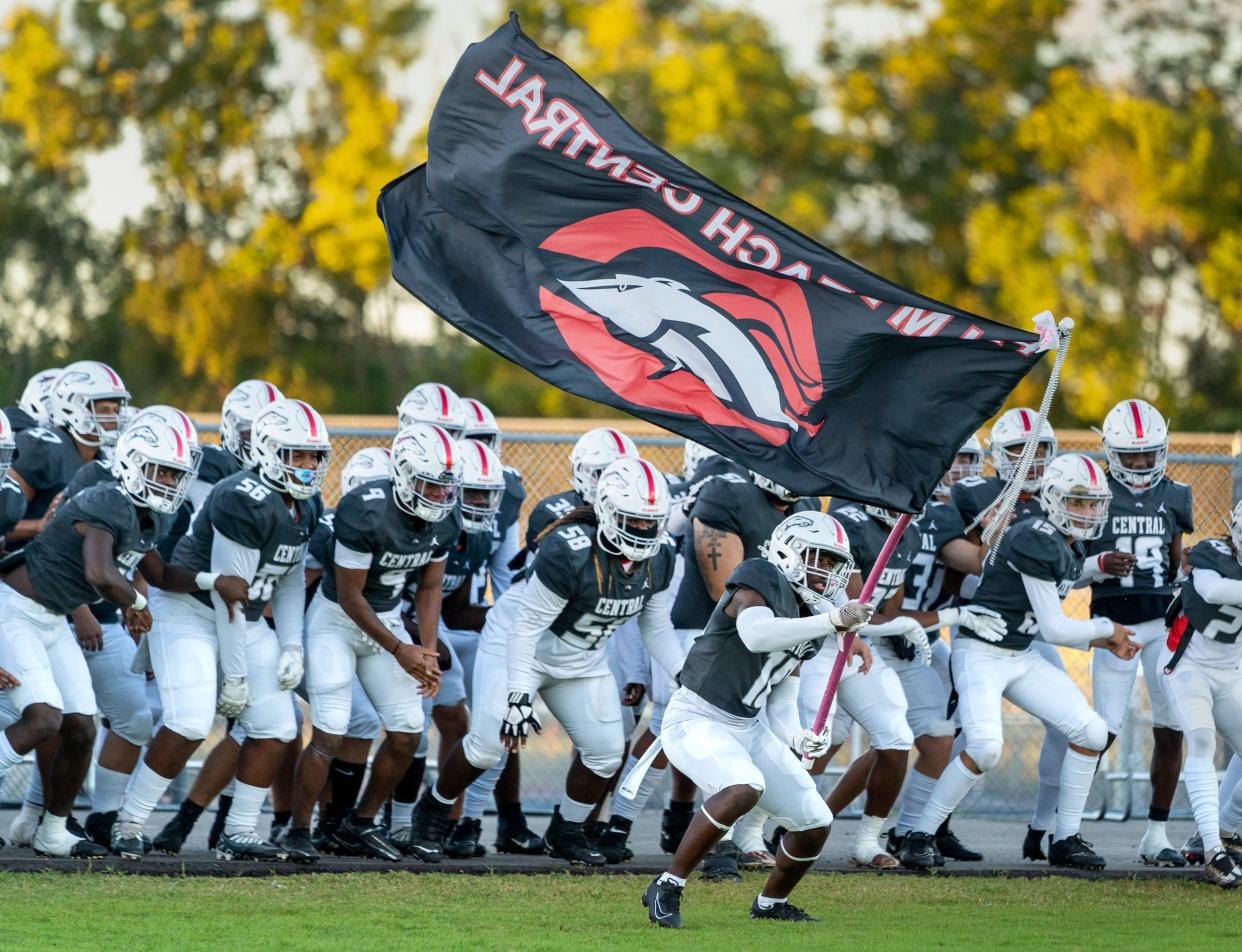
top-left (736, 604), bottom-right (833, 653)
top-left (210, 533), bottom-right (261, 680)
top-left (765, 674), bottom-right (800, 744)
top-left (506, 571), bottom-right (570, 696)
top-left (1074, 554), bottom-right (1112, 588)
top-left (1022, 574), bottom-right (1113, 647)
top-left (636, 588), bottom-right (684, 679)
top-left (186, 479), bottom-right (213, 518)
top-left (862, 615), bottom-right (920, 638)
top-left (1192, 568), bottom-right (1242, 607)
top-left (488, 521), bottom-right (521, 598)
top-left (270, 561), bottom-right (306, 651)
top-left (333, 540), bottom-right (373, 570)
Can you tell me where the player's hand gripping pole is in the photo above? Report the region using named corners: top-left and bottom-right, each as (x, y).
top-left (803, 512), bottom-right (914, 767)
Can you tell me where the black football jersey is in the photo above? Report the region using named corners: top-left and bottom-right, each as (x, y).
top-left (64, 459), bottom-right (130, 624)
top-left (1088, 474), bottom-right (1193, 624)
top-left (320, 478), bottom-right (460, 613)
top-left (196, 444), bottom-right (243, 486)
top-left (689, 453), bottom-right (749, 484)
top-left (828, 501), bottom-right (919, 606)
top-left (442, 528), bottom-right (495, 597)
top-left (968, 517), bottom-right (1085, 651)
top-left (495, 467), bottom-right (526, 543)
top-left (0, 476), bottom-right (25, 538)
top-left (2, 406), bottom-right (39, 433)
top-left (671, 472), bottom-right (816, 629)
top-left (902, 501), bottom-right (968, 614)
top-left (524, 488), bottom-right (585, 552)
top-left (174, 470), bottom-right (322, 622)
top-left (531, 521), bottom-right (677, 651)
top-left (307, 509), bottom-right (335, 570)
top-left (678, 559), bottom-right (821, 718)
top-left (25, 483), bottom-right (170, 615)
top-left (1182, 540), bottom-right (1242, 644)
top-left (951, 475), bottom-right (1044, 530)
top-left (11, 424), bottom-right (88, 522)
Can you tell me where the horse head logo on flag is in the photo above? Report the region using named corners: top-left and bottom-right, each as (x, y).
top-left (538, 209), bottom-right (823, 445)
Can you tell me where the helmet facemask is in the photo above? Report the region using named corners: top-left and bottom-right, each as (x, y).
top-left (766, 536), bottom-right (853, 608)
top-left (259, 443), bottom-right (329, 500)
top-left (994, 439), bottom-right (1055, 493)
top-left (394, 463), bottom-right (459, 523)
top-left (1042, 482), bottom-right (1111, 541)
top-left (461, 484), bottom-right (502, 533)
top-left (1105, 443), bottom-right (1167, 492)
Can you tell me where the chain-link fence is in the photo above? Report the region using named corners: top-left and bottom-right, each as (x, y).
top-left (3, 422), bottom-right (1238, 819)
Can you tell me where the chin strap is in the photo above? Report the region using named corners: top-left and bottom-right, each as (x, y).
top-left (967, 315), bottom-right (1074, 567)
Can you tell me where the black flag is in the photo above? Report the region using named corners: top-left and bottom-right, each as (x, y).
top-left (379, 14), bottom-right (1046, 510)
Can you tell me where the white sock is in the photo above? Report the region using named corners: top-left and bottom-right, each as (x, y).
top-left (119, 761), bottom-right (174, 827)
top-left (1031, 728), bottom-right (1066, 830)
top-left (1184, 756), bottom-right (1223, 853)
top-left (430, 784), bottom-right (455, 807)
top-left (0, 731), bottom-right (23, 774)
top-left (658, 871), bottom-right (686, 887)
top-left (40, 813), bottom-right (67, 836)
top-left (463, 758), bottom-right (504, 819)
top-left (391, 801), bottom-right (416, 825)
top-left (225, 780), bottom-right (269, 837)
top-left (1052, 749), bottom-right (1097, 842)
top-left (1219, 754), bottom-right (1242, 809)
top-left (855, 813), bottom-right (884, 845)
top-left (1221, 777), bottom-right (1242, 834)
top-left (755, 894), bottom-right (786, 909)
top-left (24, 766), bottom-right (44, 810)
top-left (896, 770), bottom-right (939, 836)
top-left (92, 765), bottom-right (132, 815)
top-left (915, 757), bottom-right (981, 835)
top-left (557, 796), bottom-right (594, 824)
top-left (612, 757), bottom-right (667, 822)
top-left (1143, 818), bottom-right (1170, 847)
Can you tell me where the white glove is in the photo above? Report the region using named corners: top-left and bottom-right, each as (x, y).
top-left (790, 727), bottom-right (831, 760)
top-left (276, 645), bottom-right (304, 690)
top-left (957, 605), bottom-right (1007, 643)
top-left (217, 676), bottom-right (249, 717)
top-left (827, 599), bottom-right (875, 632)
top-left (894, 616), bottom-right (931, 666)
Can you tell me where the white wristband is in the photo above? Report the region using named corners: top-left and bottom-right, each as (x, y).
top-left (130, 591), bottom-right (147, 612)
top-left (937, 607), bottom-right (960, 628)
top-left (195, 572), bottom-right (220, 592)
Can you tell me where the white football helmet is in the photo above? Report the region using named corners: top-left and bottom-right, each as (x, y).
top-left (461, 397), bottom-right (502, 453)
top-left (459, 438), bottom-right (506, 533)
top-left (19, 367), bottom-right (62, 424)
top-left (340, 447), bottom-right (392, 496)
top-left (113, 417), bottom-right (197, 514)
top-left (249, 398), bottom-right (331, 500)
top-left (397, 383), bottom-right (468, 439)
top-left (863, 504), bottom-right (902, 527)
top-left (0, 409), bottom-right (14, 484)
top-left (128, 406), bottom-right (202, 471)
top-left (990, 408), bottom-right (1058, 493)
top-left (765, 511), bottom-right (854, 608)
top-left (936, 432), bottom-right (984, 498)
top-left (751, 470), bottom-right (801, 503)
top-left (682, 440), bottom-right (717, 480)
top-left (220, 379), bottom-right (283, 464)
top-left (571, 427), bottom-right (638, 503)
top-left (392, 423), bottom-right (463, 523)
top-left (1100, 398), bottom-right (1168, 492)
top-left (594, 457), bottom-right (671, 562)
top-left (48, 360), bottom-right (130, 447)
top-left (1231, 501), bottom-right (1242, 560)
top-left (1040, 453), bottom-right (1112, 541)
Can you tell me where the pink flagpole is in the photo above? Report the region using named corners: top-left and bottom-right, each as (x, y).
top-left (807, 512), bottom-right (914, 742)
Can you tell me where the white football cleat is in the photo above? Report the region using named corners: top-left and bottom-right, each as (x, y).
top-left (8, 807), bottom-right (41, 847)
top-left (32, 818), bottom-right (108, 858)
top-left (1138, 828), bottom-right (1187, 867)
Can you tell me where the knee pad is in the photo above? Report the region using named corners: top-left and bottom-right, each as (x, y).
top-left (1187, 728), bottom-right (1217, 761)
top-left (347, 705), bottom-right (384, 740)
top-left (967, 737), bottom-right (1004, 772)
top-left (461, 729), bottom-right (503, 771)
top-left (311, 700), bottom-right (351, 738)
top-left (1080, 714), bottom-right (1108, 753)
top-left (163, 709), bottom-right (212, 743)
top-left (649, 702), bottom-right (667, 738)
top-left (782, 790), bottom-right (834, 834)
top-left (581, 745), bottom-right (624, 780)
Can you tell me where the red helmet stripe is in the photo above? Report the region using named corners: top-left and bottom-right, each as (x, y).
top-left (476, 441), bottom-right (489, 477)
top-left (607, 429), bottom-right (625, 454)
top-left (1129, 400), bottom-right (1145, 440)
top-left (1018, 409), bottom-right (1032, 432)
top-left (640, 460), bottom-right (656, 504)
top-left (471, 400), bottom-right (484, 422)
top-left (176, 410), bottom-right (193, 439)
top-left (437, 385), bottom-right (449, 416)
top-left (264, 383), bottom-right (276, 403)
top-left (1083, 456), bottom-right (1100, 487)
top-left (171, 428), bottom-right (185, 461)
top-left (102, 364), bottom-right (121, 388)
top-left (436, 427), bottom-right (454, 468)
top-left (296, 400), bottom-right (318, 438)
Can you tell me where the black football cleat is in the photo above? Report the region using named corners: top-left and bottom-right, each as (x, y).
top-left (1181, 833), bottom-right (1205, 866)
top-left (543, 808), bottom-right (606, 867)
top-left (884, 827), bottom-right (904, 856)
top-left (642, 876), bottom-right (683, 929)
top-left (85, 811), bottom-right (117, 848)
top-left (406, 795), bottom-right (453, 864)
top-left (282, 827), bottom-right (320, 864)
top-left (701, 839), bottom-right (742, 882)
top-left (595, 820), bottom-right (635, 864)
top-left (750, 898), bottom-right (819, 922)
top-left (1022, 826), bottom-right (1048, 861)
top-left (495, 812), bottom-right (544, 855)
top-left (1048, 834), bottom-right (1106, 871)
top-left (444, 817), bottom-right (487, 859)
top-left (111, 821), bottom-right (146, 861)
top-left (936, 823), bottom-right (983, 862)
top-left (342, 815), bottom-right (402, 863)
top-left (765, 824), bottom-right (788, 856)
top-left (1205, 849), bottom-right (1241, 889)
top-left (215, 831), bottom-right (286, 862)
top-left (661, 806), bottom-right (694, 854)
top-left (1221, 831), bottom-right (1242, 866)
top-left (897, 830), bottom-right (938, 870)
top-left (153, 802), bottom-right (201, 855)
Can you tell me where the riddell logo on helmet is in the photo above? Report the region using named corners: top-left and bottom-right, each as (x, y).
top-left (537, 209), bottom-right (824, 446)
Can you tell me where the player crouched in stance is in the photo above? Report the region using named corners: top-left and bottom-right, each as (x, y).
top-left (1161, 503), bottom-right (1242, 888)
top-left (644, 511), bottom-right (873, 929)
top-left (900, 454), bottom-right (1139, 871)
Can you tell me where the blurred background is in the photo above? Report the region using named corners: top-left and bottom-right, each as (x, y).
top-left (2, 0), bottom-right (1241, 428)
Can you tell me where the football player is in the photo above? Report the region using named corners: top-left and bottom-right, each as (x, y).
top-left (111, 399), bottom-right (329, 861)
top-left (0, 410), bottom-right (22, 546)
top-left (900, 454), bottom-right (1139, 871)
top-left (1157, 505), bottom-right (1242, 887)
top-left (283, 424), bottom-right (459, 863)
top-left (407, 458), bottom-right (684, 866)
top-left (1088, 399), bottom-right (1194, 866)
top-left (397, 382), bottom-right (468, 438)
top-left (643, 511), bottom-right (872, 929)
top-left (4, 367), bottom-right (61, 434)
top-left (191, 380), bottom-right (284, 515)
top-left (0, 418), bottom-right (234, 857)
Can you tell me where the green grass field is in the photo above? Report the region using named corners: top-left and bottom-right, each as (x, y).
top-left (4, 871), bottom-right (1239, 951)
